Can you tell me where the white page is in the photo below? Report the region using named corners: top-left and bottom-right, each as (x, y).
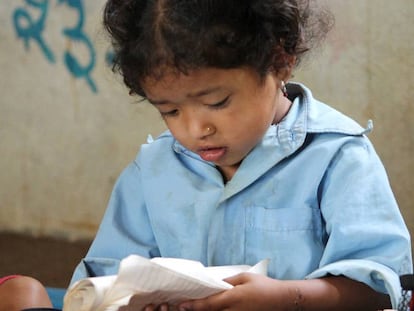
top-left (100, 255), bottom-right (232, 309)
top-left (63, 275), bottom-right (116, 311)
top-left (63, 255), bottom-right (268, 311)
top-left (206, 258), bottom-right (269, 280)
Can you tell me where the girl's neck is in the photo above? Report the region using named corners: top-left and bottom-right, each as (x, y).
top-left (273, 94), bottom-right (293, 125)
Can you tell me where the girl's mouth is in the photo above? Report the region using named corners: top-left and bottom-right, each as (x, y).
top-left (198, 147), bottom-right (226, 162)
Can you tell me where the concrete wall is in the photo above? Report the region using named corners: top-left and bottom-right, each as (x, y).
top-left (1, 1), bottom-right (413, 249)
top-left (1, 0), bottom-right (166, 240)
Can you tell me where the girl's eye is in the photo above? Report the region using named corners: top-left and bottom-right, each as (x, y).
top-left (160, 109), bottom-right (179, 117)
top-left (210, 96), bottom-right (230, 109)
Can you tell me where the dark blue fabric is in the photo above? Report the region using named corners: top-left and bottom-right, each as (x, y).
top-left (46, 287), bottom-right (66, 310)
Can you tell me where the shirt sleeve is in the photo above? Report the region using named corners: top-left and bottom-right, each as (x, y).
top-left (306, 135), bottom-right (412, 308)
top-left (70, 161), bottom-right (159, 285)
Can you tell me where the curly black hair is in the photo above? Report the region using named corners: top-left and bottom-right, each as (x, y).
top-left (103, 0), bottom-right (333, 97)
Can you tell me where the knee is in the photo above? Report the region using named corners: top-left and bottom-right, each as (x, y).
top-left (14, 276), bottom-right (50, 297)
top-left (0, 276), bottom-right (53, 311)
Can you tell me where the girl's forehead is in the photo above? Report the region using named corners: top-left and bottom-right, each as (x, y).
top-left (142, 69), bottom-right (227, 103)
top-left (142, 67), bottom-right (268, 103)
top-left (143, 67), bottom-right (261, 89)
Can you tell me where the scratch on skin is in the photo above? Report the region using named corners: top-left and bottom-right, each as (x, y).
top-left (293, 287), bottom-right (305, 311)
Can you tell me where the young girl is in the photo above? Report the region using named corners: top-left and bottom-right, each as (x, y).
top-left (0, 275), bottom-right (53, 311)
top-left (70, 0), bottom-right (412, 310)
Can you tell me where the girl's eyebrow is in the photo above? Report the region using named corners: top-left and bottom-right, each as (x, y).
top-left (149, 86), bottom-right (222, 105)
top-left (187, 86), bottom-right (222, 98)
top-left (148, 98), bottom-right (168, 106)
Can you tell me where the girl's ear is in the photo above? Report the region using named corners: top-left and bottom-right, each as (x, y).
top-left (278, 55), bottom-right (296, 81)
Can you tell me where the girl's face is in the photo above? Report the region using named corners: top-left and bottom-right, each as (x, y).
top-left (142, 67), bottom-right (290, 182)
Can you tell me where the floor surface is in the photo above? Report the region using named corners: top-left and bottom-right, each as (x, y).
top-left (0, 232), bottom-right (91, 288)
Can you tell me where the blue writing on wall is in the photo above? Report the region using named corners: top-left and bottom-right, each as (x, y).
top-left (13, 0), bottom-right (56, 63)
top-left (105, 50), bottom-right (115, 68)
top-left (58, 0), bottom-right (97, 93)
top-left (12, 0), bottom-right (98, 93)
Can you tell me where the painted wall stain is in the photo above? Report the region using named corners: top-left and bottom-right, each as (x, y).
top-left (12, 0), bottom-right (98, 93)
top-left (13, 0), bottom-right (56, 63)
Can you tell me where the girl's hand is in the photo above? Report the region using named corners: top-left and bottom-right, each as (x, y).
top-left (177, 274), bottom-right (393, 311)
top-left (118, 273), bottom-right (280, 311)
top-left (178, 273), bottom-right (282, 311)
top-left (118, 301), bottom-right (173, 311)
top-left (119, 274), bottom-right (391, 311)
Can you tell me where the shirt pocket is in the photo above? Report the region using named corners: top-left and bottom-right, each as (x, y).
top-left (245, 205), bottom-right (325, 279)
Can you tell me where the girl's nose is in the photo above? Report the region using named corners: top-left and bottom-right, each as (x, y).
top-left (187, 117), bottom-right (216, 139)
top-left (204, 125), bottom-right (216, 136)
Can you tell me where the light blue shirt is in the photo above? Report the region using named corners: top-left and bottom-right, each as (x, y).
top-left (71, 83), bottom-right (412, 308)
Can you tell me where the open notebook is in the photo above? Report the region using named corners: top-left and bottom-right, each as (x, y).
top-left (63, 255), bottom-right (267, 311)
top-left (63, 255), bottom-right (268, 311)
